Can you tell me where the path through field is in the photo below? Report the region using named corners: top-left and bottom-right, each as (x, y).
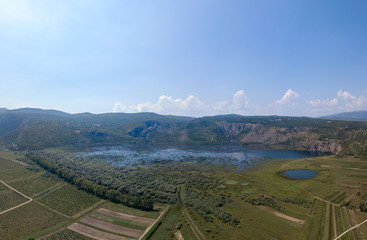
top-left (183, 210), bottom-right (206, 240)
top-left (138, 205), bottom-right (169, 240)
top-left (0, 179), bottom-right (32, 215)
top-left (334, 218), bottom-right (367, 240)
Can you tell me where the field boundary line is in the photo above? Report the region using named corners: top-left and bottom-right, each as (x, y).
top-left (0, 179), bottom-right (32, 200)
top-left (32, 182), bottom-right (66, 199)
top-left (139, 205), bottom-right (170, 240)
top-left (72, 199), bottom-right (105, 219)
top-left (334, 217), bottom-right (367, 240)
top-left (4, 172), bottom-right (44, 183)
top-left (309, 197), bottom-right (317, 216)
top-left (315, 196), bottom-right (340, 207)
top-left (0, 199), bottom-right (32, 215)
top-left (34, 201), bottom-right (71, 219)
top-left (183, 209), bottom-right (206, 240)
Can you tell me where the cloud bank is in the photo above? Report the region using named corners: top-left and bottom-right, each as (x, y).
top-left (113, 90), bottom-right (255, 116)
top-left (307, 89), bottom-right (367, 114)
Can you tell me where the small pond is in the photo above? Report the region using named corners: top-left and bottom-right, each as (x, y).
top-left (282, 169), bottom-right (317, 179)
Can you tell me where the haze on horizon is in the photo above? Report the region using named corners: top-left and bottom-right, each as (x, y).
top-left (0, 0), bottom-right (366, 117)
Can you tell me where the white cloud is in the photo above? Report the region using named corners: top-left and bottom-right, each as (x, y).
top-left (307, 89), bottom-right (367, 115)
top-left (275, 89), bottom-right (299, 105)
top-left (337, 89), bottom-right (356, 100)
top-left (231, 90), bottom-right (250, 110)
top-left (113, 95), bottom-right (205, 116)
top-left (113, 90), bottom-right (256, 116)
top-left (113, 102), bottom-right (126, 112)
top-left (307, 98), bottom-right (339, 107)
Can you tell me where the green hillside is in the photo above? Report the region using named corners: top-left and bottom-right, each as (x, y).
top-left (1, 108), bottom-right (367, 156)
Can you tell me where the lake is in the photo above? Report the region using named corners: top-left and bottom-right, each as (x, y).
top-left (76, 144), bottom-right (318, 171)
top-left (282, 169), bottom-right (317, 179)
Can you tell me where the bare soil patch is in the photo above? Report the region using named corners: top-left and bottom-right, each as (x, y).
top-left (174, 230), bottom-right (184, 240)
top-left (68, 223), bottom-right (133, 240)
top-left (11, 159), bottom-right (29, 167)
top-left (80, 216), bottom-right (144, 238)
top-left (257, 206), bottom-right (305, 224)
top-left (97, 208), bottom-right (155, 224)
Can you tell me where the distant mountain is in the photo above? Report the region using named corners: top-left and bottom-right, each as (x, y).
top-left (1, 107), bottom-right (367, 156)
top-left (321, 110), bottom-right (367, 121)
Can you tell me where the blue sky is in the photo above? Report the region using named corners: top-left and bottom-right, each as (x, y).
top-left (0, 0), bottom-right (366, 117)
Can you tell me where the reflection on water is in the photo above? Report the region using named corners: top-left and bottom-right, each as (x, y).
top-left (76, 145), bottom-right (317, 171)
top-left (282, 169), bottom-right (317, 179)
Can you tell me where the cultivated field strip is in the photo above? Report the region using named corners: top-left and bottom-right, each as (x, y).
top-left (80, 216), bottom-right (144, 238)
top-left (67, 206), bottom-right (162, 240)
top-left (68, 222), bottom-right (134, 240)
top-left (309, 198), bottom-right (361, 240)
top-left (97, 208), bottom-right (156, 224)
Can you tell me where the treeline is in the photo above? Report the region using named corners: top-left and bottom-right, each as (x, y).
top-left (183, 189), bottom-right (237, 224)
top-left (27, 153), bottom-right (153, 211)
top-left (34, 151), bottom-right (178, 204)
top-left (245, 197), bottom-right (282, 211)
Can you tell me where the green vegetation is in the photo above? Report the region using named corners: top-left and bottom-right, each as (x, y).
top-left (0, 191), bottom-right (28, 212)
top-left (0, 202), bottom-right (68, 240)
top-left (2, 109), bottom-right (367, 239)
top-left (42, 228), bottom-right (93, 240)
top-left (28, 152), bottom-right (154, 211)
top-left (8, 175), bottom-right (60, 197)
top-left (89, 211), bottom-right (149, 230)
top-left (37, 184), bottom-right (100, 217)
top-left (2, 108), bottom-right (367, 157)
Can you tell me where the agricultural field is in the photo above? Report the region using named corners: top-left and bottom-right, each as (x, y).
top-left (67, 202), bottom-right (163, 240)
top-left (3, 147), bottom-right (367, 239)
top-left (7, 175), bottom-right (61, 198)
top-left (0, 191), bottom-right (28, 212)
top-left (0, 151), bottom-right (165, 240)
top-left (41, 228), bottom-right (93, 240)
top-left (0, 201), bottom-right (68, 240)
top-left (37, 184), bottom-right (101, 217)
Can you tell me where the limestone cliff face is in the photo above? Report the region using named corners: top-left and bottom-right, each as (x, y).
top-left (308, 141), bottom-right (342, 154)
top-left (217, 122), bottom-right (257, 137)
top-left (239, 126), bottom-right (315, 145)
top-left (128, 121), bottom-right (179, 138)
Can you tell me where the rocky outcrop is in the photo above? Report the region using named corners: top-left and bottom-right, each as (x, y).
top-left (240, 126), bottom-right (315, 145)
top-left (217, 122), bottom-right (257, 138)
top-left (128, 121), bottom-right (178, 138)
top-left (309, 141), bottom-right (342, 154)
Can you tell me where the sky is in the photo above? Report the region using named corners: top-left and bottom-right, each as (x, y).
top-left (0, 0), bottom-right (367, 117)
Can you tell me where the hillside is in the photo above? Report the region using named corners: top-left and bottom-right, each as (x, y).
top-left (1, 108), bottom-right (367, 155)
top-left (321, 110), bottom-right (367, 121)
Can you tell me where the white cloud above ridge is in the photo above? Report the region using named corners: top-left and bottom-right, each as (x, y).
top-left (307, 89), bottom-right (367, 114)
top-left (275, 89), bottom-right (300, 106)
top-left (113, 90), bottom-right (256, 116)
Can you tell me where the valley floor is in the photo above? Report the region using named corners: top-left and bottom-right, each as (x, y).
top-left (2, 150), bottom-right (367, 239)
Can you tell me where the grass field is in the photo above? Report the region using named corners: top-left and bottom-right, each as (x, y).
top-left (0, 191), bottom-right (28, 212)
top-left (0, 150), bottom-right (166, 240)
top-left (7, 175), bottom-right (61, 197)
top-left (37, 184), bottom-right (101, 217)
top-left (41, 228), bottom-right (93, 240)
top-left (149, 155), bottom-right (367, 240)
top-left (0, 201), bottom-right (68, 240)
top-left (3, 148), bottom-right (367, 239)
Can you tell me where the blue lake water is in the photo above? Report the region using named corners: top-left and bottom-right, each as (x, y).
top-left (76, 145), bottom-right (318, 171)
top-left (282, 169), bottom-right (317, 179)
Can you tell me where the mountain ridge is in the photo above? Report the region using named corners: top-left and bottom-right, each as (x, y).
top-left (321, 110), bottom-right (367, 121)
top-left (1, 107), bottom-right (367, 156)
